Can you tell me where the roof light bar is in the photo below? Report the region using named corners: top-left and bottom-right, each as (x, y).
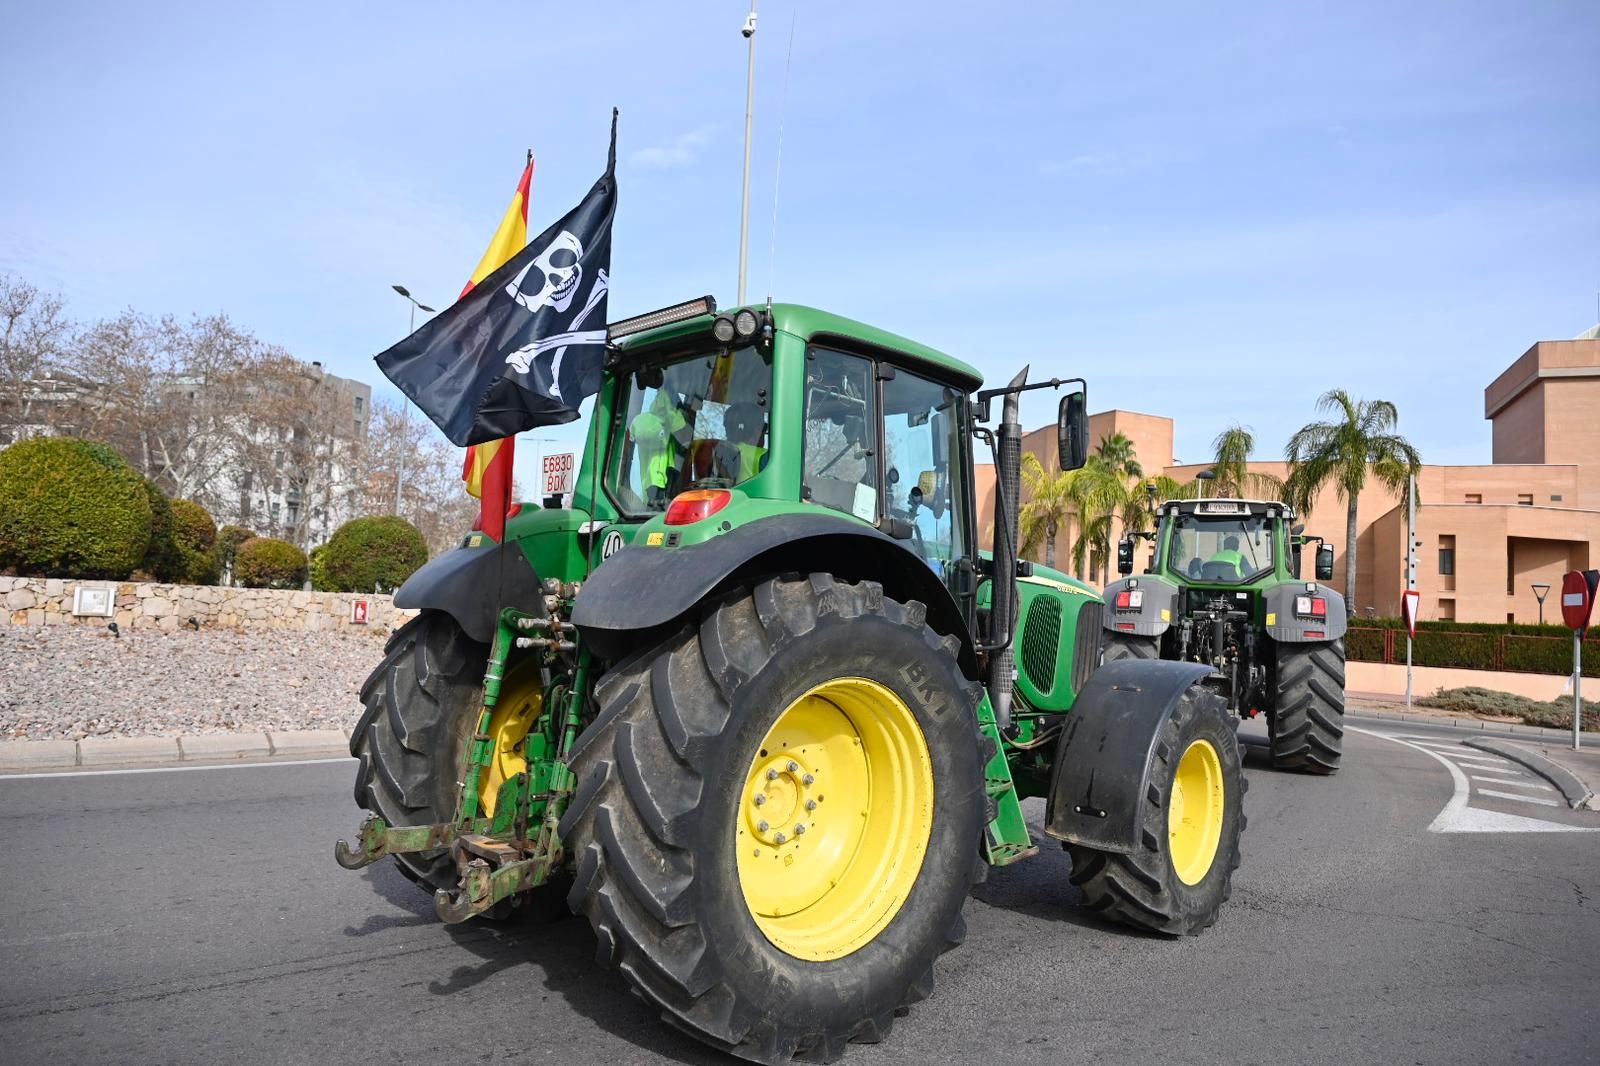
top-left (606, 295), bottom-right (718, 342)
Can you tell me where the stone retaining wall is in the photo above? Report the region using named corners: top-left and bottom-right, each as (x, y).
top-left (1, 576), bottom-right (417, 634)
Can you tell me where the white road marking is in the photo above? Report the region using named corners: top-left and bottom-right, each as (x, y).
top-left (1349, 727), bottom-right (1597, 833)
top-left (0, 757), bottom-right (353, 781)
top-left (1477, 789), bottom-right (1562, 807)
top-left (1469, 774), bottom-right (1549, 789)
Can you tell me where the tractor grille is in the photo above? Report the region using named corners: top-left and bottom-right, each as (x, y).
top-left (1072, 599), bottom-right (1104, 695)
top-left (1021, 596), bottom-right (1062, 696)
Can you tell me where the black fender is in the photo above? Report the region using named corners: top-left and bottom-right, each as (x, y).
top-left (1043, 658), bottom-right (1214, 853)
top-left (572, 512), bottom-right (976, 676)
top-left (392, 540), bottom-right (544, 644)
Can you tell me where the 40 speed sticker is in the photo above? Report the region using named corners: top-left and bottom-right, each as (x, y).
top-left (601, 529), bottom-right (624, 559)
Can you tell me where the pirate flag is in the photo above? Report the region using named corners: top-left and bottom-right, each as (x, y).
top-left (376, 111), bottom-right (617, 447)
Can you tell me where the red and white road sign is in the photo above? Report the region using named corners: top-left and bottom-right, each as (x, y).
top-left (350, 598), bottom-right (369, 625)
top-left (1561, 569), bottom-right (1598, 635)
top-left (1401, 589), bottom-right (1420, 638)
top-left (542, 452), bottom-right (576, 496)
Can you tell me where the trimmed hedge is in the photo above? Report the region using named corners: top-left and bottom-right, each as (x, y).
top-left (216, 525), bottom-right (256, 581)
top-left (171, 499), bottom-right (219, 584)
top-left (140, 480), bottom-right (183, 581)
top-left (1349, 617), bottom-right (1598, 678)
top-left (234, 536), bottom-right (308, 589)
top-left (314, 515), bottom-right (428, 593)
top-left (0, 437), bottom-right (153, 579)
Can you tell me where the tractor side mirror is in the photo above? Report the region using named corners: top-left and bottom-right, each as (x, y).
top-left (1315, 543), bottom-right (1335, 582)
top-left (1117, 538), bottom-right (1135, 575)
top-left (1058, 388), bottom-right (1088, 471)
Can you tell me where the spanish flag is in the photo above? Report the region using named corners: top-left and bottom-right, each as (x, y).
top-left (460, 157), bottom-right (534, 541)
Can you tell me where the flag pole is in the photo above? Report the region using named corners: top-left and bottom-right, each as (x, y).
top-left (738, 0), bottom-right (757, 305)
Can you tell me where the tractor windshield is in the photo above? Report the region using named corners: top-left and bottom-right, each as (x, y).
top-left (1168, 513), bottom-right (1275, 583)
top-left (606, 344), bottom-right (773, 513)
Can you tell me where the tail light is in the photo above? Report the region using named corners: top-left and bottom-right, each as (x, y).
top-left (665, 489), bottom-right (731, 526)
top-left (1294, 595), bottom-right (1327, 617)
top-left (1114, 589), bottom-right (1144, 610)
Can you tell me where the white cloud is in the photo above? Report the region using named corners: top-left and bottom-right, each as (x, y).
top-left (630, 125), bottom-right (717, 170)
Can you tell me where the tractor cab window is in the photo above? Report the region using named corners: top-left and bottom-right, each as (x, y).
top-left (802, 349), bottom-right (877, 519)
top-left (882, 371), bottom-right (967, 578)
top-left (607, 345), bottom-right (771, 513)
top-left (1168, 513), bottom-right (1275, 583)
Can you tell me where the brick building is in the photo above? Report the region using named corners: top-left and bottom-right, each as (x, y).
top-left (979, 329), bottom-right (1600, 624)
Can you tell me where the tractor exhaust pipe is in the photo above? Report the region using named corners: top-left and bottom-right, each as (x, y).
top-left (989, 365), bottom-right (1028, 733)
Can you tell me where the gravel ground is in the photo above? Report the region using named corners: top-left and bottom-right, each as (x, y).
top-left (0, 624), bottom-right (390, 740)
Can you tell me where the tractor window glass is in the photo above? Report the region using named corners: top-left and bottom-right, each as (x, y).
top-left (1169, 514), bottom-right (1275, 583)
top-left (882, 370), bottom-right (967, 578)
top-left (606, 345), bottom-right (771, 513)
top-left (802, 349), bottom-right (877, 521)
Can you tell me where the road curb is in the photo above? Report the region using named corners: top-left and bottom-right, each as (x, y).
top-left (1461, 737), bottom-right (1596, 811)
top-left (1347, 708), bottom-right (1573, 740)
top-left (0, 729), bottom-right (352, 774)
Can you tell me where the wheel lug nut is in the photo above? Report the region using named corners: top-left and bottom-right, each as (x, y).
top-left (753, 795), bottom-right (765, 806)
top-left (794, 824), bottom-right (806, 835)
top-left (805, 799), bottom-right (817, 811)
top-left (787, 760), bottom-right (800, 773)
top-left (802, 773), bottom-right (814, 785)
top-left (767, 769), bottom-right (778, 780)
top-left (774, 832), bottom-right (787, 844)
top-left (757, 820), bottom-right (769, 832)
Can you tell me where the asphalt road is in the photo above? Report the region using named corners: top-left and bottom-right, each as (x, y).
top-left (2, 720), bottom-right (1596, 1066)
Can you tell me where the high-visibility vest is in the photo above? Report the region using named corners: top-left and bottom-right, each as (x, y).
top-left (736, 443), bottom-right (768, 483)
top-left (631, 407), bottom-right (687, 488)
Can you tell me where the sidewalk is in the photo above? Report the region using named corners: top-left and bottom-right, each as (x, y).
top-left (0, 729), bottom-right (352, 773)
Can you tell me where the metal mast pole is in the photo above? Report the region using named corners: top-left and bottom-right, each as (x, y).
top-left (738, 0), bottom-right (757, 305)
top-left (1406, 473), bottom-right (1417, 707)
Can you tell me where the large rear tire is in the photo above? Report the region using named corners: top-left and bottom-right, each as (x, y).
top-left (1065, 683), bottom-right (1245, 935)
top-left (1270, 639), bottom-right (1345, 775)
top-left (348, 611), bottom-right (547, 899)
top-left (1101, 631), bottom-right (1159, 664)
top-left (559, 574), bottom-right (986, 1064)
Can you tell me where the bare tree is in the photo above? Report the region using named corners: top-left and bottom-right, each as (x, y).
top-left (0, 274), bottom-right (72, 440)
top-left (363, 397), bottom-right (476, 553)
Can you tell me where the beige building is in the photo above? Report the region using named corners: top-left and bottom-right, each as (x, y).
top-left (980, 331), bottom-right (1600, 624)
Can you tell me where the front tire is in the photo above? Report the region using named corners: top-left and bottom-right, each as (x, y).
top-left (559, 575), bottom-right (986, 1064)
top-left (1270, 639), bottom-right (1345, 775)
top-left (1066, 683), bottom-right (1245, 935)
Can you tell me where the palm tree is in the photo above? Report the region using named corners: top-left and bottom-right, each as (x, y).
top-left (1017, 453), bottom-right (1078, 570)
top-left (1284, 390), bottom-right (1422, 605)
top-left (1094, 432), bottom-right (1143, 480)
top-left (1210, 424), bottom-right (1284, 500)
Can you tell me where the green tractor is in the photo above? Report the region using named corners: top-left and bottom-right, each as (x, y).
top-left (1102, 498), bottom-right (1348, 774)
top-left (336, 299), bottom-right (1246, 1063)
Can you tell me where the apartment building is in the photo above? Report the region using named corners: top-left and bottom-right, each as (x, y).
top-left (980, 329), bottom-right (1600, 624)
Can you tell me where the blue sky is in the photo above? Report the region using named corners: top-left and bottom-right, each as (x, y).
top-left (3, 1), bottom-right (1596, 488)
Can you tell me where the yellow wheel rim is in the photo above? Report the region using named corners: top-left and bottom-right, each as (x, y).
top-left (1168, 738), bottom-right (1225, 886)
top-left (478, 665), bottom-right (543, 818)
top-left (736, 677), bottom-right (934, 962)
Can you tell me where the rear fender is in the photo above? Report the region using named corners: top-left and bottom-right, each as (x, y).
top-left (571, 512), bottom-right (975, 676)
top-left (1262, 582), bottom-right (1348, 642)
top-left (1101, 575), bottom-right (1181, 639)
top-left (392, 541), bottom-right (544, 643)
top-left (1043, 658), bottom-right (1213, 853)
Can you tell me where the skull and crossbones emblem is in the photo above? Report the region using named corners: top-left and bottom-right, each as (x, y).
top-left (505, 230), bottom-right (584, 314)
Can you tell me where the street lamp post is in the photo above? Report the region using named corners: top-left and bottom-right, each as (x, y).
top-left (1532, 582), bottom-right (1551, 626)
top-left (390, 285), bottom-right (437, 514)
top-left (1195, 468), bottom-right (1215, 499)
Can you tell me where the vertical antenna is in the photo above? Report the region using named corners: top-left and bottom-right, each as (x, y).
top-left (767, 7), bottom-right (796, 303)
top-left (738, 1), bottom-right (758, 306)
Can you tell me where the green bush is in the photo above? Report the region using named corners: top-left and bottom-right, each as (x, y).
top-left (140, 480), bottom-right (184, 581)
top-left (170, 499), bottom-right (219, 584)
top-left (1417, 687), bottom-right (1600, 731)
top-left (308, 543), bottom-right (330, 591)
top-left (1347, 618), bottom-right (1598, 677)
top-left (216, 524), bottom-right (256, 581)
top-left (234, 536), bottom-right (308, 589)
top-left (0, 437), bottom-right (153, 578)
top-left (315, 516), bottom-right (428, 593)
